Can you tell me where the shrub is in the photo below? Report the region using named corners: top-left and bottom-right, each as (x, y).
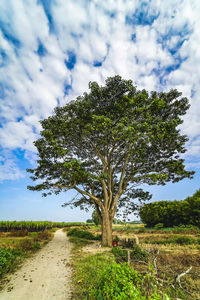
top-left (89, 263), bottom-right (164, 299)
top-left (173, 225), bottom-right (200, 233)
top-left (34, 230), bottom-right (51, 241)
top-left (31, 243), bottom-right (41, 251)
top-left (9, 229), bottom-right (29, 237)
top-left (112, 245), bottom-right (149, 263)
top-left (111, 246), bottom-right (127, 263)
top-left (67, 228), bottom-right (96, 240)
top-left (154, 223), bottom-right (164, 230)
top-left (18, 239), bottom-right (33, 250)
top-left (89, 263), bottom-right (144, 299)
top-left (131, 245), bottom-right (149, 261)
top-left (0, 248), bottom-right (24, 278)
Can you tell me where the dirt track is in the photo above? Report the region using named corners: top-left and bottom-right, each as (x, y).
top-left (0, 229), bottom-right (72, 300)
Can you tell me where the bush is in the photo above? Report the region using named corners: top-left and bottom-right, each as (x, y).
top-left (31, 242), bottom-right (40, 251)
top-left (112, 245), bottom-right (149, 263)
top-left (89, 263), bottom-right (144, 299)
top-left (131, 245), bottom-right (149, 261)
top-left (89, 263), bottom-right (164, 299)
top-left (0, 248), bottom-right (24, 278)
top-left (9, 229), bottom-right (29, 237)
top-left (18, 238), bottom-right (33, 250)
top-left (173, 225), bottom-right (200, 233)
top-left (34, 230), bottom-right (51, 241)
top-left (111, 246), bottom-right (127, 263)
top-left (67, 228), bottom-right (96, 240)
top-left (154, 223), bottom-right (164, 230)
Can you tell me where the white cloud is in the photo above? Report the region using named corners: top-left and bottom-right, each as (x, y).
top-left (0, 0), bottom-right (200, 181)
top-left (0, 151), bottom-right (24, 181)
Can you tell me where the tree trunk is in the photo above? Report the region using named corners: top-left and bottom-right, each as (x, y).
top-left (101, 210), bottom-right (113, 247)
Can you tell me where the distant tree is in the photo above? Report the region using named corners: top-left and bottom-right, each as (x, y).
top-left (140, 190), bottom-right (200, 227)
top-left (112, 218), bottom-right (118, 224)
top-left (27, 76), bottom-right (194, 246)
top-left (86, 219), bottom-right (93, 223)
top-left (92, 210), bottom-right (101, 226)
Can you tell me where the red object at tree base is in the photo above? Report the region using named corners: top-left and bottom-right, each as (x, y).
top-left (112, 241), bottom-right (118, 247)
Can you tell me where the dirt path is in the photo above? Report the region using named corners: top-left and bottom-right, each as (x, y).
top-left (0, 229), bottom-right (72, 300)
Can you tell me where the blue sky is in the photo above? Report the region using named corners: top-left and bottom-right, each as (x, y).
top-left (1, 0), bottom-right (200, 222)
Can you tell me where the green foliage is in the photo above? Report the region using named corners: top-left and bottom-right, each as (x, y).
top-left (131, 245), bottom-right (149, 261)
top-left (67, 228), bottom-right (96, 240)
top-left (173, 224), bottom-right (199, 232)
top-left (112, 245), bottom-right (149, 263)
top-left (89, 263), bottom-right (143, 299)
top-left (0, 248), bottom-right (25, 279)
top-left (111, 246), bottom-right (127, 263)
top-left (31, 242), bottom-right (41, 251)
top-left (86, 219), bottom-right (93, 223)
top-left (92, 210), bottom-right (101, 226)
top-left (27, 76), bottom-right (193, 242)
top-left (89, 263), bottom-right (165, 299)
top-left (154, 223), bottom-right (164, 230)
top-left (73, 253), bottom-right (114, 299)
top-left (140, 190), bottom-right (200, 227)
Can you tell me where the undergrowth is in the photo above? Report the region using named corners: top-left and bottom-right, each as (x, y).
top-left (67, 228), bottom-right (100, 240)
top-left (112, 245), bottom-right (149, 263)
top-left (72, 253), bottom-right (114, 299)
top-left (144, 235), bottom-right (199, 245)
top-left (0, 248), bottom-right (26, 279)
top-left (89, 262), bottom-right (169, 300)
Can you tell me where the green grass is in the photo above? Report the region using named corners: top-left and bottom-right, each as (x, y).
top-left (67, 228), bottom-right (97, 240)
top-left (68, 236), bottom-right (93, 253)
top-left (72, 252), bottom-right (115, 299)
top-left (0, 248), bottom-right (26, 280)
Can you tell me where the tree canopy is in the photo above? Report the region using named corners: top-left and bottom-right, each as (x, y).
top-left (27, 75), bottom-right (194, 246)
top-left (140, 190), bottom-right (200, 227)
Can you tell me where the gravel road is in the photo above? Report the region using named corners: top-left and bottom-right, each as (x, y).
top-left (0, 229), bottom-right (72, 300)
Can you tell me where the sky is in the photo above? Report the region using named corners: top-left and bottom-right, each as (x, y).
top-left (0, 0), bottom-right (200, 222)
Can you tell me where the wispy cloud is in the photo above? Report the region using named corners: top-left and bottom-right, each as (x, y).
top-left (0, 150), bottom-right (24, 181)
top-left (0, 0), bottom-right (200, 181)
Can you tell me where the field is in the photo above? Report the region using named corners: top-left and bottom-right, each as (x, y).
top-left (0, 221), bottom-right (91, 232)
top-left (68, 223), bottom-right (200, 299)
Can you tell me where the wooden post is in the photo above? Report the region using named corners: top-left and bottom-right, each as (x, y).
top-left (127, 250), bottom-right (130, 265)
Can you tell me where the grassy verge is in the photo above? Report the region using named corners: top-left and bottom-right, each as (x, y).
top-left (72, 251), bottom-right (114, 299)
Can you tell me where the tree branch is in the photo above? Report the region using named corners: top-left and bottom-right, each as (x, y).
top-left (74, 186), bottom-right (104, 209)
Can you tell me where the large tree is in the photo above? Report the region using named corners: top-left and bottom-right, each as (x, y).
top-left (27, 76), bottom-right (194, 246)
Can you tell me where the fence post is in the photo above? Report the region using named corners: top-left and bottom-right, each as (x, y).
top-left (127, 250), bottom-right (130, 265)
